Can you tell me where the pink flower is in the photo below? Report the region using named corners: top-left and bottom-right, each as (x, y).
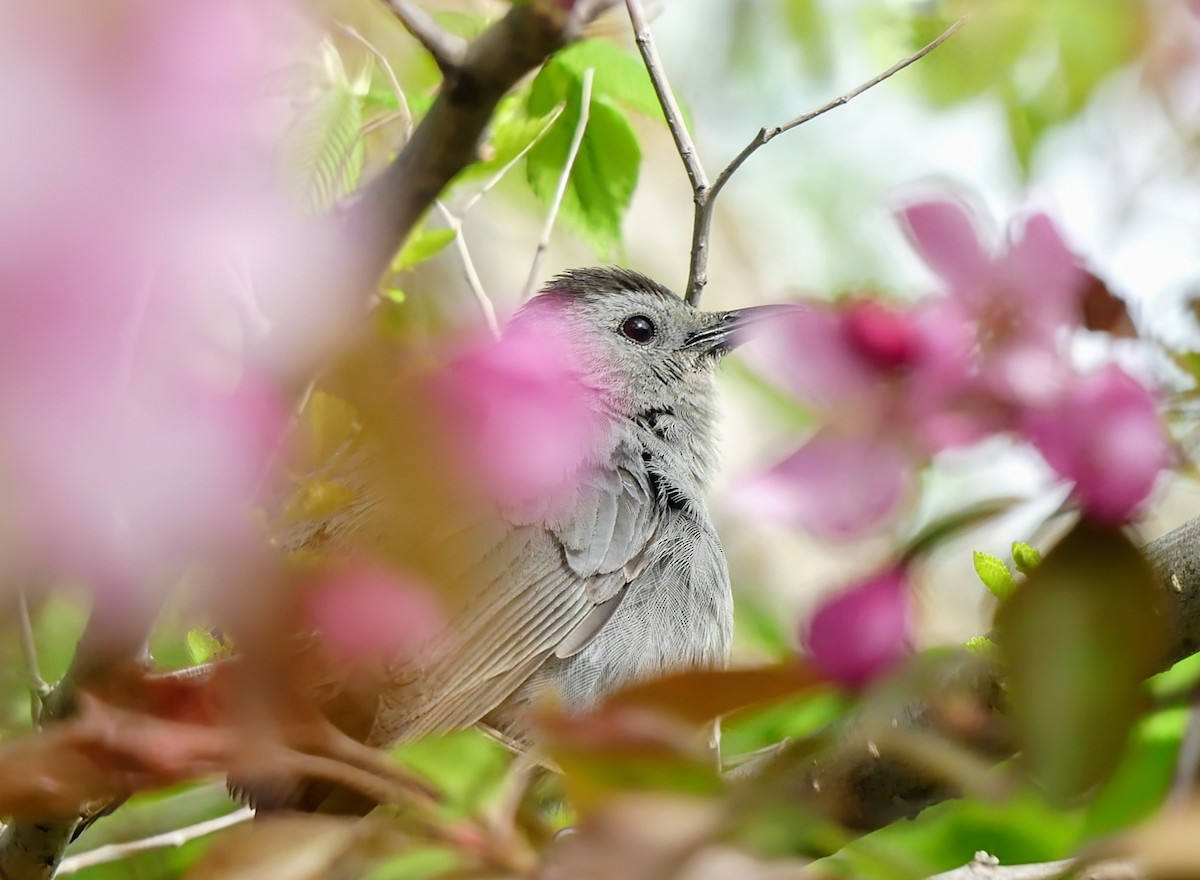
top-left (803, 568), bottom-right (911, 688)
top-left (306, 564), bottom-right (445, 664)
top-left (900, 197), bottom-right (1085, 407)
top-left (0, 0), bottom-right (358, 595)
top-left (429, 298), bottom-right (611, 518)
top-left (1022, 366), bottom-right (1170, 523)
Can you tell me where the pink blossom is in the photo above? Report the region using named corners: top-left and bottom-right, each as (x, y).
top-left (1022, 366), bottom-right (1170, 523)
top-left (306, 564), bottom-right (445, 664)
top-left (429, 299), bottom-right (611, 517)
top-left (900, 197), bottom-right (1085, 407)
top-left (0, 0), bottom-right (358, 594)
top-left (803, 567), bottom-right (911, 688)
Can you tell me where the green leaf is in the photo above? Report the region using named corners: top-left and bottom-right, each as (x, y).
top-left (964, 635), bottom-right (997, 657)
top-left (995, 519), bottom-right (1165, 803)
top-left (382, 287), bottom-right (406, 304)
top-left (1012, 541), bottom-right (1043, 575)
top-left (780, 0), bottom-right (833, 81)
top-left (186, 629), bottom-right (222, 665)
top-left (973, 551), bottom-right (1016, 601)
top-left (526, 64), bottom-right (641, 253)
top-left (549, 39), bottom-right (666, 121)
top-left (393, 227), bottom-right (455, 272)
top-left (277, 45), bottom-right (366, 213)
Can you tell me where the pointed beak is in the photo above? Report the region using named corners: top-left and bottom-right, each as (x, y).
top-left (684, 305), bottom-right (799, 356)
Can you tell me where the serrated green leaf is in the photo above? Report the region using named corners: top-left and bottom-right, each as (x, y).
top-left (186, 628), bottom-right (222, 665)
top-left (393, 227), bottom-right (455, 272)
top-left (526, 64), bottom-right (641, 253)
top-left (973, 552), bottom-right (1016, 601)
top-left (964, 635), bottom-right (997, 656)
top-left (1012, 541), bottom-right (1043, 574)
top-left (995, 520), bottom-right (1164, 803)
top-left (278, 74), bottom-right (365, 213)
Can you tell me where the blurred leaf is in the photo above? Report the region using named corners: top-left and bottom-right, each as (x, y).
top-left (721, 689), bottom-right (849, 758)
top-left (780, 0), bottom-right (833, 80)
top-left (364, 846), bottom-right (460, 880)
top-left (604, 663), bottom-right (820, 725)
top-left (964, 636), bottom-right (997, 657)
top-left (393, 729), bottom-right (510, 818)
top-left (995, 519), bottom-right (1164, 803)
top-left (184, 816), bottom-right (364, 880)
top-left (903, 497), bottom-right (1020, 560)
top-left (527, 64), bottom-right (641, 252)
top-left (278, 43), bottom-right (366, 213)
top-left (732, 590), bottom-right (793, 660)
top-left (186, 629), bottom-right (223, 665)
top-left (383, 287), bottom-right (407, 304)
top-left (454, 91), bottom-right (561, 186)
top-left (973, 551), bottom-right (1016, 601)
top-left (1011, 541), bottom-right (1043, 575)
top-left (1148, 653), bottom-right (1200, 702)
top-left (393, 227), bottom-right (455, 272)
top-left (1081, 707), bottom-right (1187, 840)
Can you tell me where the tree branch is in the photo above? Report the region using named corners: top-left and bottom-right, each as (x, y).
top-left (926, 852), bottom-right (1142, 880)
top-left (382, 0), bottom-right (467, 74)
top-left (666, 16), bottom-right (965, 306)
top-left (346, 0), bottom-right (617, 293)
top-left (523, 67), bottom-right (595, 301)
top-left (56, 809), bottom-right (253, 876)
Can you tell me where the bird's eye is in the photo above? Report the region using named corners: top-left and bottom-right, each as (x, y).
top-left (620, 314), bottom-right (656, 344)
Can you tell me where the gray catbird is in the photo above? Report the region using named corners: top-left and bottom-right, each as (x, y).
top-left (253, 267), bottom-right (776, 812)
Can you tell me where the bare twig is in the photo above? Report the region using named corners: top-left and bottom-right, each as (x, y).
top-left (461, 103), bottom-right (566, 215)
top-left (627, 13), bottom-right (965, 305)
top-left (382, 0), bottom-right (467, 73)
top-left (1170, 693), bottom-right (1200, 805)
top-left (435, 200), bottom-right (500, 337)
top-left (623, 0), bottom-right (707, 193)
top-left (56, 809), bottom-right (253, 876)
top-left (926, 853), bottom-right (1078, 880)
top-left (15, 591), bottom-right (47, 725)
top-left (523, 68), bottom-right (595, 300)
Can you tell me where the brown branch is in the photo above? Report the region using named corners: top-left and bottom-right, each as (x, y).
top-left (926, 852), bottom-right (1142, 880)
top-left (382, 0), bottom-right (467, 73)
top-left (346, 0), bottom-right (617, 293)
top-left (666, 16), bottom-right (966, 306)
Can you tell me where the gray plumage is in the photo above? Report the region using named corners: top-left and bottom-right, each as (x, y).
top-left (255, 267), bottom-right (775, 812)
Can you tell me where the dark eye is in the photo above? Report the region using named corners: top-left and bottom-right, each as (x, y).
top-left (620, 314), bottom-right (656, 344)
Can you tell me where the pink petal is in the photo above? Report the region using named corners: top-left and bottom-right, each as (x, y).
top-left (1001, 212), bottom-right (1085, 329)
top-left (739, 304), bottom-right (880, 406)
top-left (898, 198), bottom-right (991, 292)
top-left (1022, 366), bottom-right (1169, 523)
top-left (307, 564), bottom-right (445, 664)
top-left (803, 567), bottom-right (911, 688)
top-left (431, 299), bottom-right (612, 514)
top-left (733, 430), bottom-right (913, 540)
top-left (841, 299), bottom-right (919, 371)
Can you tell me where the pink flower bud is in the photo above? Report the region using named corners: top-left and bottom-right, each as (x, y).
top-left (803, 567), bottom-right (911, 688)
top-left (842, 299), bottom-right (917, 371)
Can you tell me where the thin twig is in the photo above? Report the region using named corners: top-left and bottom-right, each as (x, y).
top-left (523, 68), bottom-right (595, 301)
top-left (383, 0), bottom-right (467, 74)
top-left (1170, 691), bottom-right (1200, 805)
top-left (435, 200), bottom-right (500, 337)
top-left (681, 15), bottom-right (966, 306)
top-left (16, 591), bottom-right (47, 725)
top-left (56, 809), bottom-right (254, 876)
top-left (623, 0), bottom-right (707, 193)
top-left (461, 103), bottom-right (566, 215)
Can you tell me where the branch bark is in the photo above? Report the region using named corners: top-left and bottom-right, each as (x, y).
top-left (345, 0), bottom-right (617, 294)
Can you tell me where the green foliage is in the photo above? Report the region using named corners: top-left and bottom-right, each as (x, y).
top-left (393, 729), bottom-right (511, 818)
top-left (1011, 541), bottom-right (1042, 575)
top-left (278, 41), bottom-right (368, 212)
top-left (185, 628), bottom-right (222, 665)
top-left (889, 0), bottom-right (1145, 174)
top-left (392, 227), bottom-right (455, 272)
top-left (972, 551), bottom-right (1015, 601)
top-left (995, 520), bottom-right (1164, 803)
top-left (779, 0), bottom-right (833, 81)
top-left (526, 42), bottom-right (647, 253)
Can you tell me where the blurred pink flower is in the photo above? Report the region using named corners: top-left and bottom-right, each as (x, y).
top-left (900, 197), bottom-right (1085, 407)
top-left (1023, 365), bottom-right (1170, 523)
top-left (803, 567), bottom-right (911, 689)
top-left (306, 564), bottom-right (445, 664)
top-left (430, 299), bottom-right (611, 517)
top-left (0, 0), bottom-right (359, 593)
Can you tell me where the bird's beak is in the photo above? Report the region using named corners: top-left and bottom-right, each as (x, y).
top-left (683, 305), bottom-right (799, 356)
